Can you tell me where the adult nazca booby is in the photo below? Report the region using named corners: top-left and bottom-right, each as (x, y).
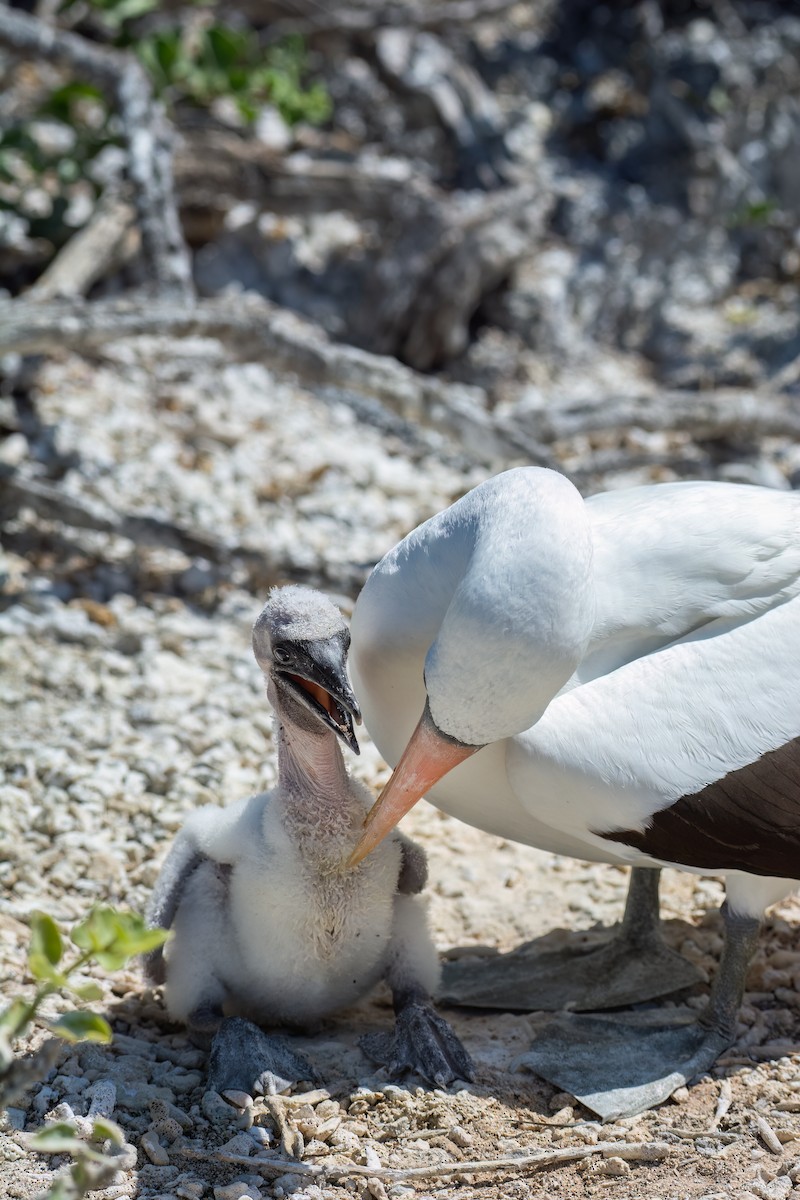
top-left (144, 586), bottom-right (473, 1097)
top-left (346, 467), bottom-right (800, 1117)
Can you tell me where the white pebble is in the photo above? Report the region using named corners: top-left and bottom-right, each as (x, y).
top-left (141, 1129), bottom-right (170, 1165)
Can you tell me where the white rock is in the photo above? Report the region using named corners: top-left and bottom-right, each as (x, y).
top-left (213, 1183), bottom-right (262, 1200)
top-left (141, 1130), bottom-right (170, 1165)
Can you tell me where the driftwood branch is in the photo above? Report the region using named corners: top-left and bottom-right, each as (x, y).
top-left (525, 389), bottom-right (800, 443)
top-left (157, 0), bottom-right (523, 35)
top-left (176, 1139), bottom-right (672, 1182)
top-left (0, 6), bottom-right (192, 300)
top-left (0, 294), bottom-right (550, 465)
top-left (26, 188), bottom-right (138, 300)
top-left (175, 134), bottom-right (439, 226)
top-left (374, 28), bottom-right (510, 189)
top-left (357, 184), bottom-right (552, 368)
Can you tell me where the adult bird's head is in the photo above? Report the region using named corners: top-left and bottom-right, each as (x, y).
top-left (347, 467), bottom-right (596, 867)
top-left (253, 585), bottom-right (362, 754)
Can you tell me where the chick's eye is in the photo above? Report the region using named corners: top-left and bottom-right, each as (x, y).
top-left (273, 645), bottom-right (292, 664)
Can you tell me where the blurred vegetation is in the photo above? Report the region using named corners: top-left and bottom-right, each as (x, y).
top-left (0, 0), bottom-right (330, 270)
top-left (0, 907), bottom-right (167, 1199)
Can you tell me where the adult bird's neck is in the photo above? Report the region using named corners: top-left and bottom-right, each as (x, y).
top-left (352, 467), bottom-right (596, 750)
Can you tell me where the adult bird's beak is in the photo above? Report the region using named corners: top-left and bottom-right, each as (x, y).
top-left (347, 703), bottom-right (481, 867)
top-left (276, 635), bottom-right (362, 755)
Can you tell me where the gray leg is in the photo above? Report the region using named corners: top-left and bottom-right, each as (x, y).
top-left (700, 903), bottom-right (761, 1039)
top-left (440, 866), bottom-right (703, 1012)
top-left (360, 894), bottom-right (474, 1087)
top-left (617, 866), bottom-right (662, 947)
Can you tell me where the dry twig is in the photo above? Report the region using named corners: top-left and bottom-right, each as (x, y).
top-left (176, 1139), bottom-right (672, 1182)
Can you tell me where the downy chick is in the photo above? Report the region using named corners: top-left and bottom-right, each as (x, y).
top-left (144, 585), bottom-right (473, 1096)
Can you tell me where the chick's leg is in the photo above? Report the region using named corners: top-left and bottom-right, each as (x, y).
top-left (360, 895), bottom-right (475, 1086)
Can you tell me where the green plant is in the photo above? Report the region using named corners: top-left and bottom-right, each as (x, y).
top-left (0, 906), bottom-right (167, 1105)
top-left (137, 25), bottom-right (331, 126)
top-left (27, 1117), bottom-right (135, 1200)
top-left (0, 907), bottom-right (167, 1199)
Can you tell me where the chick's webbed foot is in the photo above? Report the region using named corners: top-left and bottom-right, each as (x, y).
top-left (360, 1002), bottom-right (475, 1087)
top-left (208, 1016), bottom-right (317, 1097)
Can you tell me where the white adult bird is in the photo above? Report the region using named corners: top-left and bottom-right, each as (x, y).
top-left (347, 467), bottom-right (800, 1116)
top-left (145, 586), bottom-right (473, 1097)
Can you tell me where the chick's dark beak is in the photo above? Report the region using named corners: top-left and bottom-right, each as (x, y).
top-left (276, 634), bottom-right (362, 754)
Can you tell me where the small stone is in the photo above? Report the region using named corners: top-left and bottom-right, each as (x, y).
top-left (670, 1086), bottom-right (690, 1104)
top-left (750, 1181), bottom-right (793, 1200)
top-left (87, 1078), bottom-right (117, 1119)
top-left (3, 1109), bottom-right (26, 1131)
top-left (448, 1124), bottom-right (473, 1148)
top-left (174, 1178), bottom-right (205, 1199)
top-left (219, 1132), bottom-right (256, 1156)
top-left (202, 1090), bottom-right (237, 1125)
top-left (363, 1145), bottom-right (381, 1170)
top-left (47, 1102), bottom-right (76, 1123)
top-left (366, 1181), bottom-right (388, 1200)
top-left (142, 1129), bottom-right (170, 1165)
top-left (117, 1081), bottom-right (174, 1112)
top-left (272, 1176), bottom-right (303, 1195)
top-left (330, 1126), bottom-right (361, 1151)
top-left (314, 1100), bottom-right (342, 1120)
top-left (248, 1125), bottom-right (271, 1147)
top-left (596, 1156), bottom-right (630, 1177)
top-left (213, 1183), bottom-right (262, 1200)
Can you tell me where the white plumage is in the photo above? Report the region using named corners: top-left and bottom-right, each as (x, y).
top-left (146, 585), bottom-right (473, 1094)
top-left (347, 468), bottom-right (800, 1116)
top-left (350, 469), bottom-right (800, 916)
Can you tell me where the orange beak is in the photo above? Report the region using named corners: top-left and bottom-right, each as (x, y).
top-left (347, 705), bottom-right (480, 868)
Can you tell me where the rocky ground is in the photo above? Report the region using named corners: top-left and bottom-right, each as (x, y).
top-left (2, 347), bottom-right (800, 1200)
top-left (2, 1), bottom-right (800, 1197)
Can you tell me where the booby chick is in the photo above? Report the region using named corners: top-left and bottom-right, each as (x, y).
top-left (346, 467), bottom-right (800, 1117)
top-left (144, 586), bottom-right (473, 1097)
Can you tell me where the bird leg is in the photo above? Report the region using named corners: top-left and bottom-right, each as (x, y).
top-left (699, 902), bottom-right (761, 1041)
top-left (440, 867), bottom-right (703, 1011)
top-left (360, 985), bottom-right (475, 1087)
top-left (359, 894), bottom-right (474, 1086)
top-left (199, 1012), bottom-right (317, 1099)
top-left (515, 901), bottom-right (762, 1121)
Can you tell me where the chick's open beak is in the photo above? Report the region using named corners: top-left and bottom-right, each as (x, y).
top-left (277, 636), bottom-right (362, 754)
top-left (347, 704), bottom-right (480, 867)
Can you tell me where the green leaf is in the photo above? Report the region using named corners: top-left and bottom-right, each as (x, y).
top-left (72, 906), bottom-right (168, 972)
top-left (47, 1011), bottom-right (112, 1044)
top-left (70, 981), bottom-right (103, 1002)
top-left (206, 25), bottom-right (250, 71)
top-left (27, 1122), bottom-right (86, 1154)
top-left (91, 1117), bottom-right (125, 1146)
top-left (0, 996), bottom-right (33, 1041)
top-left (28, 953), bottom-right (68, 986)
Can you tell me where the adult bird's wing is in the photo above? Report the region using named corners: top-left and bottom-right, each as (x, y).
top-left (510, 593), bottom-right (800, 876)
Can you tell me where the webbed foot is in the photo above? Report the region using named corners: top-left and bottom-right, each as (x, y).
top-left (517, 1011), bottom-right (730, 1120)
top-left (360, 1003), bottom-right (475, 1087)
top-left (208, 1016), bottom-right (317, 1096)
top-left (440, 930), bottom-right (703, 1011)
